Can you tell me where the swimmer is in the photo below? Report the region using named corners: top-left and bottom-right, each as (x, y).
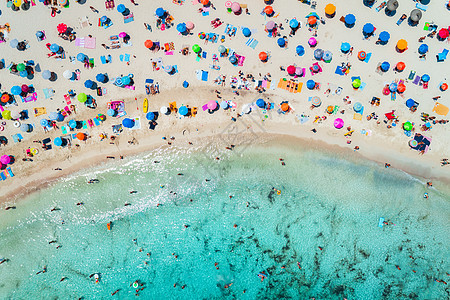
top-left (0, 258), bottom-right (8, 264)
top-left (50, 207), bottom-right (59, 212)
top-left (76, 202), bottom-right (84, 206)
top-left (153, 161), bottom-right (160, 163)
top-left (224, 283), bottom-right (233, 289)
top-left (56, 245), bottom-right (62, 249)
top-left (5, 206), bottom-right (16, 210)
top-left (60, 277), bottom-right (67, 282)
top-left (396, 265), bottom-right (401, 270)
top-left (318, 247), bottom-right (323, 251)
top-left (181, 285), bottom-right (186, 289)
top-left (424, 193), bottom-right (429, 199)
top-left (177, 173), bottom-right (183, 176)
top-left (297, 262), bottom-right (302, 269)
top-left (88, 179), bottom-right (99, 184)
top-left (385, 163), bottom-right (391, 168)
top-left (426, 182), bottom-right (432, 187)
top-left (130, 191), bottom-right (138, 194)
top-left (111, 289), bottom-right (120, 296)
top-left (124, 203), bottom-right (131, 206)
top-left (48, 240), bottom-right (57, 244)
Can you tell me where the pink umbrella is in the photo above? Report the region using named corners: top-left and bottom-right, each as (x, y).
top-left (287, 65), bottom-right (296, 75)
top-left (308, 37), bottom-right (317, 47)
top-left (295, 67), bottom-right (303, 76)
top-left (207, 100), bottom-right (217, 110)
top-left (231, 2), bottom-right (241, 13)
top-left (21, 84), bottom-right (29, 93)
top-left (119, 32), bottom-right (127, 38)
top-left (225, 0), bottom-right (232, 8)
top-left (186, 21), bottom-right (194, 30)
top-left (334, 118), bottom-right (344, 129)
top-left (438, 28), bottom-right (449, 39)
top-left (0, 155), bottom-right (11, 165)
top-left (266, 21), bottom-right (275, 31)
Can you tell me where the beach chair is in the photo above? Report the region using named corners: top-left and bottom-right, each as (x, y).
top-left (88, 119), bottom-right (94, 127)
top-left (34, 107), bottom-right (46, 117)
top-left (124, 13), bottom-right (134, 24)
top-left (78, 16), bottom-right (90, 29)
top-left (436, 49), bottom-right (448, 62)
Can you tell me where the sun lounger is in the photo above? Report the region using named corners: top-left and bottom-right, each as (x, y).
top-left (88, 119), bottom-right (94, 127)
top-left (436, 49), bottom-right (448, 62)
top-left (124, 13), bottom-right (134, 23)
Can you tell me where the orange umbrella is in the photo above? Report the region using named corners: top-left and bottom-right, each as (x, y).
top-left (440, 83), bottom-right (448, 91)
top-left (326, 105), bottom-right (334, 114)
top-left (1, 94), bottom-right (10, 103)
top-left (396, 62), bottom-right (405, 71)
top-left (76, 132), bottom-right (86, 141)
top-left (397, 84), bottom-right (406, 93)
top-left (201, 0), bottom-right (209, 4)
top-left (325, 4), bottom-right (336, 16)
top-left (396, 39), bottom-right (407, 51)
top-left (259, 52), bottom-right (268, 61)
top-left (281, 103), bottom-right (289, 112)
top-left (144, 40), bottom-right (153, 49)
top-left (264, 6), bottom-right (273, 15)
top-left (308, 16), bottom-right (317, 25)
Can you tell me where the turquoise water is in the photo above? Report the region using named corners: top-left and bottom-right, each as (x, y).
top-left (0, 140), bottom-right (449, 299)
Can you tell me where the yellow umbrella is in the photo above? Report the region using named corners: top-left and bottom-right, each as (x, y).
top-left (397, 39), bottom-right (408, 51)
top-left (13, 0), bottom-right (21, 6)
top-left (325, 4), bottom-right (336, 16)
top-left (2, 110), bottom-right (12, 120)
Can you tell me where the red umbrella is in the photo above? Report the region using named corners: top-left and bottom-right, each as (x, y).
top-left (287, 65), bottom-right (296, 75)
top-left (438, 28), bottom-right (449, 39)
top-left (259, 52), bottom-right (268, 61)
top-left (21, 84), bottom-right (29, 93)
top-left (57, 23), bottom-right (68, 34)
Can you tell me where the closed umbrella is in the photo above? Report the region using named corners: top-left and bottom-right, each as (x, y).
top-left (421, 74), bottom-right (430, 82)
top-left (207, 100), bottom-right (217, 110)
top-left (256, 99), bottom-right (265, 108)
top-left (296, 45), bottom-right (305, 56)
top-left (306, 80), bottom-right (315, 89)
top-left (242, 27), bottom-right (251, 37)
top-left (277, 38), bottom-right (285, 47)
top-left (122, 118), bottom-right (135, 128)
top-left (341, 42), bottom-right (351, 53)
top-left (380, 61), bottom-right (390, 72)
top-left (289, 19), bottom-right (299, 29)
top-left (314, 49), bottom-right (324, 60)
top-left (418, 44), bottom-right (428, 54)
top-left (11, 85), bottom-right (22, 95)
top-left (146, 112), bottom-right (155, 120)
top-left (178, 106), bottom-right (188, 116)
top-left (379, 31), bottom-right (390, 44)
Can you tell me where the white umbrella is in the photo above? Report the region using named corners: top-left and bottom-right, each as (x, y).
top-left (160, 106), bottom-right (169, 114)
top-left (63, 70), bottom-right (72, 79)
top-left (242, 104), bottom-right (252, 114)
top-left (10, 111), bottom-right (21, 120)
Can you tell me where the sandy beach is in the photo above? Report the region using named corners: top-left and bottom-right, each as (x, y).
top-left (1, 0), bottom-right (449, 203)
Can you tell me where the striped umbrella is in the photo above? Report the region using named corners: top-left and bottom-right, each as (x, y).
top-left (311, 97), bottom-right (321, 107)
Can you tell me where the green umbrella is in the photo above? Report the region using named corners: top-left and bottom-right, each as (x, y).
top-left (192, 44), bottom-right (201, 53)
top-left (78, 93), bottom-right (87, 103)
top-left (403, 121), bottom-right (412, 131)
top-left (2, 110), bottom-right (11, 120)
top-left (352, 78), bottom-right (361, 88)
top-left (17, 63), bottom-right (26, 72)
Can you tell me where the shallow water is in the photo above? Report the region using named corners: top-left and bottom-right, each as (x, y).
top-left (0, 141), bottom-right (449, 299)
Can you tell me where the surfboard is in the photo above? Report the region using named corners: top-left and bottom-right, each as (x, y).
top-left (107, 222), bottom-right (111, 230)
top-left (143, 98), bottom-right (148, 113)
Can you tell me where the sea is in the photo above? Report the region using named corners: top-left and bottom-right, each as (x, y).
top-left (0, 139), bottom-right (449, 300)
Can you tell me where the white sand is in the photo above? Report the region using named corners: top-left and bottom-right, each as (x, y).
top-left (0, 0), bottom-right (449, 202)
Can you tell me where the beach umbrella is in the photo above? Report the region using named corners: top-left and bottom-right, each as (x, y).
top-left (40, 119), bottom-right (49, 127)
top-left (326, 106), bottom-right (334, 114)
top-left (16, 63), bottom-right (26, 72)
top-left (177, 23), bottom-right (187, 33)
top-left (308, 37), bottom-right (317, 47)
top-left (19, 70), bottom-right (28, 77)
top-left (242, 27), bottom-right (251, 37)
top-left (186, 21), bottom-right (194, 31)
top-left (307, 16), bottom-right (317, 26)
top-left (242, 104), bottom-right (251, 114)
top-left (353, 102), bottom-right (363, 112)
top-left (311, 96), bottom-right (321, 107)
top-left (163, 65), bottom-right (173, 74)
top-left (114, 77), bottom-right (124, 87)
top-left (440, 83), bottom-right (448, 91)
top-left (357, 51), bottom-right (367, 60)
top-left (277, 38), bottom-right (285, 47)
top-left (395, 62), bottom-right (406, 71)
top-left (418, 44), bottom-right (428, 54)
top-left (389, 83), bottom-right (398, 92)
top-left (84, 80), bottom-right (94, 89)
top-left (155, 7), bottom-right (165, 18)
top-left (403, 122), bottom-right (412, 131)
top-left (77, 53), bottom-right (87, 62)
top-left (207, 100), bottom-right (217, 110)
top-left (306, 80), bottom-right (315, 89)
top-left (144, 40), bottom-right (153, 49)
top-left (296, 45), bottom-right (305, 56)
top-left (363, 23), bottom-right (374, 35)
top-left (78, 93), bottom-right (87, 103)
top-left (218, 45), bottom-right (226, 54)
top-left (421, 74), bottom-right (430, 82)
top-left (380, 61), bottom-right (390, 72)
top-left (264, 6), bottom-right (273, 16)
top-left (54, 137), bottom-right (63, 147)
top-left (76, 132), bottom-right (86, 141)
top-left (397, 83), bottom-right (406, 93)
top-left (287, 65), bottom-right (296, 75)
top-left (118, 32), bottom-right (127, 38)
top-left (9, 39), bottom-right (18, 48)
top-left (96, 73), bottom-right (107, 83)
top-left (334, 118), bottom-right (344, 129)
top-left (295, 67), bottom-right (303, 76)
top-left (20, 123), bottom-right (31, 132)
top-left (122, 76), bottom-right (131, 86)
top-left (281, 103), bottom-right (289, 112)
top-left (183, 81), bottom-right (189, 88)
top-left (231, 2), bottom-right (241, 13)
top-left (2, 110), bottom-right (11, 120)
top-left (117, 4), bottom-right (126, 13)
top-left (122, 118), bottom-right (135, 128)
top-left (229, 56), bottom-right (237, 64)
top-left (256, 99), bottom-right (265, 108)
top-left (409, 139), bottom-right (418, 148)
top-left (325, 3), bottom-right (336, 17)
top-left (107, 109), bottom-right (116, 117)
top-left (289, 19), bottom-right (299, 29)
top-left (100, 16), bottom-right (108, 23)
top-left (21, 84), bottom-right (29, 93)
top-left (323, 51), bottom-right (332, 62)
top-left (1, 94), bottom-right (10, 104)
top-left (57, 23), bottom-right (67, 33)
top-left (341, 42), bottom-right (351, 53)
top-left (198, 32), bottom-right (206, 39)
top-left (265, 21), bottom-right (275, 31)
top-left (146, 112), bottom-right (155, 120)
top-left (1, 155), bottom-right (11, 165)
top-left (63, 70), bottom-right (73, 79)
top-left (201, 0), bottom-right (210, 5)
top-left (220, 100), bottom-right (229, 110)
top-left (379, 31), bottom-right (390, 44)
top-left (68, 119), bottom-right (77, 129)
top-left (59, 0), bottom-right (68, 6)
top-left (352, 78), bottom-right (361, 89)
top-left (160, 106), bottom-right (169, 115)
top-left (192, 44), bottom-right (201, 53)
top-left (312, 64), bottom-right (320, 73)
top-left (50, 43), bottom-right (60, 53)
top-left (405, 99), bottom-right (415, 108)
top-left (344, 14), bottom-right (356, 27)
top-left (438, 28), bottom-right (449, 40)
top-left (410, 9), bottom-right (422, 23)
top-left (11, 85), bottom-right (22, 95)
top-left (36, 31), bottom-right (44, 39)
top-left (10, 110), bottom-right (20, 120)
top-left (314, 49), bottom-right (324, 60)
top-left (386, 0), bottom-right (399, 11)
top-left (178, 106), bottom-right (188, 116)
top-left (259, 52), bottom-right (268, 61)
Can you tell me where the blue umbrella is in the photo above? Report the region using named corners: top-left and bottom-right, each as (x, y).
top-left (156, 8), bottom-right (165, 18)
top-left (20, 124), bottom-right (30, 132)
top-left (379, 31), bottom-right (390, 43)
top-left (40, 119), bottom-right (49, 127)
top-left (421, 74), bottom-right (430, 82)
top-left (296, 45), bottom-right (305, 56)
top-left (323, 51), bottom-right (332, 62)
top-left (107, 109), bottom-right (116, 117)
top-left (49, 112), bottom-right (59, 121)
top-left (146, 112), bottom-right (155, 120)
top-left (9, 39), bottom-right (18, 48)
top-left (256, 99), bottom-right (265, 108)
top-left (122, 118), bottom-right (135, 128)
top-left (20, 70), bottom-right (28, 77)
top-left (183, 81), bottom-right (189, 88)
top-left (353, 102), bottom-right (363, 112)
top-left (176, 23), bottom-right (187, 33)
top-left (68, 119), bottom-right (77, 129)
top-left (122, 76), bottom-right (131, 86)
top-left (115, 77), bottom-right (124, 87)
top-left (314, 49), bottom-right (324, 60)
top-left (84, 80), bottom-right (94, 89)
top-left (117, 4), bottom-right (126, 13)
top-left (277, 38), bottom-right (285, 47)
top-left (11, 85), bottom-right (22, 95)
top-left (36, 31), bottom-right (44, 38)
top-left (307, 80), bottom-right (315, 89)
top-left (344, 14), bottom-right (356, 27)
top-left (418, 44), bottom-right (428, 54)
top-left (178, 106), bottom-right (188, 116)
top-left (405, 99), bottom-right (415, 108)
top-left (96, 73), bottom-right (107, 83)
top-left (389, 83), bottom-right (398, 92)
top-left (42, 70), bottom-right (51, 80)
top-left (363, 23), bottom-right (374, 34)
top-left (77, 53), bottom-right (87, 62)
top-left (341, 42), bottom-right (351, 53)
top-left (289, 19), bottom-right (299, 29)
top-left (242, 27), bottom-right (251, 37)
top-left (54, 137), bottom-right (63, 147)
top-left (380, 61), bottom-right (390, 72)
top-left (50, 43), bottom-right (59, 52)
top-left (229, 56), bottom-right (237, 64)
top-left (220, 100), bottom-right (228, 110)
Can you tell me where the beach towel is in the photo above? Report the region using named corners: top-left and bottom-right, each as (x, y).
top-left (432, 102), bottom-right (449, 116)
top-left (335, 66), bottom-right (345, 76)
top-left (75, 37), bottom-right (85, 47)
top-left (436, 49), bottom-right (448, 62)
top-left (34, 107), bottom-right (46, 117)
top-left (21, 92), bottom-right (38, 103)
top-left (364, 53), bottom-right (372, 63)
top-left (245, 38), bottom-right (259, 49)
top-left (84, 37), bottom-right (96, 49)
top-left (100, 56), bottom-right (107, 64)
top-left (43, 88), bottom-right (54, 99)
top-left (412, 75), bottom-right (421, 85)
top-left (124, 13), bottom-right (134, 23)
top-left (61, 125), bottom-right (68, 134)
top-left (82, 120), bottom-right (88, 129)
